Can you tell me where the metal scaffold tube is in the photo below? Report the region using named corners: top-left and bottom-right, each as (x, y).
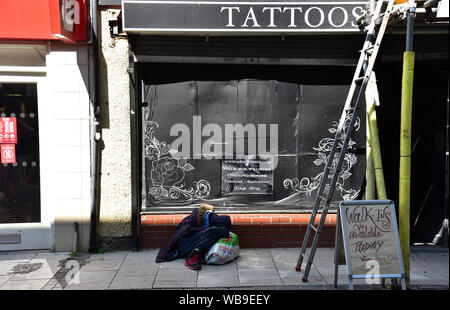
top-left (399, 0), bottom-right (416, 288)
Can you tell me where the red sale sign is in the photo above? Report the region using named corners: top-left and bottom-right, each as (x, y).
top-left (1, 144), bottom-right (16, 164)
top-left (0, 117), bottom-right (18, 144)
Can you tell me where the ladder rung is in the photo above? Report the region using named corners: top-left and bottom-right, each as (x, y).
top-left (326, 165), bottom-right (335, 171)
top-left (345, 107), bottom-right (355, 112)
top-left (361, 45), bottom-right (375, 53)
top-left (309, 223), bottom-right (318, 232)
top-left (354, 76), bottom-right (367, 84)
top-left (318, 194), bottom-right (328, 201)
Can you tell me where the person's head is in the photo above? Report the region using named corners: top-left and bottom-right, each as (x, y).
top-left (197, 204), bottom-right (214, 226)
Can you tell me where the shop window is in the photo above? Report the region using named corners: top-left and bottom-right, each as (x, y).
top-left (0, 83), bottom-right (41, 223)
top-left (141, 63), bottom-right (365, 211)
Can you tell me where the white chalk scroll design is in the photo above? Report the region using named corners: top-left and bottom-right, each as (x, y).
top-left (145, 120), bottom-right (211, 201)
top-left (283, 114), bottom-right (361, 201)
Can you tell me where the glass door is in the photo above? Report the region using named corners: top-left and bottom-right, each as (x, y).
top-left (0, 83), bottom-right (41, 224)
top-left (0, 80), bottom-right (50, 250)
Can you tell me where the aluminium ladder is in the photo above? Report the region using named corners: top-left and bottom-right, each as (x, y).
top-left (295, 0), bottom-right (397, 282)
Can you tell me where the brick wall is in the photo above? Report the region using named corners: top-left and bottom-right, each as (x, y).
top-left (140, 213), bottom-right (337, 249)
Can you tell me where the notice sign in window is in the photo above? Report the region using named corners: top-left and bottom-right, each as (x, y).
top-left (222, 157), bottom-right (274, 195)
top-left (1, 144), bottom-right (16, 164)
top-left (0, 117), bottom-right (17, 144)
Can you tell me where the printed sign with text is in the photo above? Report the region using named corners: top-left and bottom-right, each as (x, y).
top-left (0, 117), bottom-right (18, 144)
top-left (1, 144), bottom-right (16, 164)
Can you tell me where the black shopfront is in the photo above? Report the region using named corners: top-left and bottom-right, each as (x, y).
top-left (116, 0), bottom-right (449, 248)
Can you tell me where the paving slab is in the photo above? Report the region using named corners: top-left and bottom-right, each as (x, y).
top-left (117, 263), bottom-right (159, 276)
top-left (28, 257), bottom-right (66, 270)
top-left (0, 252), bottom-right (36, 263)
top-left (238, 268), bottom-right (283, 286)
top-left (40, 278), bottom-right (66, 290)
top-left (67, 270), bottom-right (117, 285)
top-left (314, 265), bottom-right (350, 286)
top-left (89, 251), bottom-right (129, 261)
top-left (197, 261), bottom-right (240, 288)
top-left (270, 248), bottom-right (300, 270)
top-left (158, 258), bottom-right (188, 269)
top-left (109, 275), bottom-right (156, 289)
top-left (9, 263), bottom-right (57, 281)
top-left (153, 267), bottom-right (197, 288)
top-left (0, 275), bottom-right (12, 286)
top-left (64, 282), bottom-right (111, 290)
top-left (236, 249), bottom-right (276, 269)
top-left (31, 252), bottom-right (71, 260)
top-left (0, 262), bottom-right (17, 276)
top-left (0, 278), bottom-right (49, 290)
top-left (278, 268), bottom-right (325, 286)
top-left (123, 249), bottom-right (158, 264)
top-left (81, 259), bottom-right (124, 271)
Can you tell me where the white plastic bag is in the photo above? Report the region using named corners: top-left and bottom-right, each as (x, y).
top-left (205, 232), bottom-right (239, 265)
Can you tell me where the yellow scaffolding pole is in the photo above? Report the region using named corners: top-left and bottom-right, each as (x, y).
top-left (399, 0), bottom-right (416, 288)
top-left (399, 51), bottom-right (415, 287)
top-left (365, 77), bottom-right (377, 200)
top-left (365, 73), bottom-right (387, 200)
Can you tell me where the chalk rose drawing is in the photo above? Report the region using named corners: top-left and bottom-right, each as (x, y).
top-left (145, 120), bottom-right (210, 200)
top-left (283, 114), bottom-right (361, 201)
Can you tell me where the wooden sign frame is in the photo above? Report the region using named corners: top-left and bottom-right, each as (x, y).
top-left (334, 200), bottom-right (406, 290)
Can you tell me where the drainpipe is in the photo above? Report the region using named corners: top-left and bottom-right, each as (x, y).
top-left (89, 0), bottom-right (101, 253)
top-left (399, 0), bottom-right (415, 288)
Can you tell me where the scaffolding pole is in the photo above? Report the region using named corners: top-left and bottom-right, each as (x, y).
top-left (399, 0), bottom-right (416, 288)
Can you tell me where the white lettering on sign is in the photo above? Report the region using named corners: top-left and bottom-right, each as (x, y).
top-left (220, 5), bottom-right (363, 29)
top-left (328, 7), bottom-right (348, 28)
top-left (304, 7), bottom-right (324, 28)
top-left (220, 7), bottom-right (240, 27)
top-left (283, 7), bottom-right (303, 27)
top-left (262, 7), bottom-right (282, 27)
top-left (242, 7), bottom-right (261, 27)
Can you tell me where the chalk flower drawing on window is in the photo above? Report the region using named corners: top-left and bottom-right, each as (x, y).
top-left (145, 120), bottom-right (211, 201)
top-left (283, 114), bottom-right (361, 201)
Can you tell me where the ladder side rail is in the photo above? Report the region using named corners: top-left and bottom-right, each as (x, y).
top-left (336, 0), bottom-right (388, 133)
top-left (296, 121), bottom-right (346, 270)
top-left (302, 77), bottom-right (370, 281)
top-left (311, 0), bottom-right (389, 218)
top-left (296, 25), bottom-right (378, 272)
top-left (301, 200), bottom-right (334, 280)
top-left (363, 0), bottom-right (395, 79)
top-left (320, 0), bottom-right (395, 213)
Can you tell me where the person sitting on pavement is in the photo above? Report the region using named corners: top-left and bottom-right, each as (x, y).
top-left (155, 204), bottom-right (231, 270)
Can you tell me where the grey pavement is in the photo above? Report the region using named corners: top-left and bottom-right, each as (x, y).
top-left (0, 247), bottom-right (447, 290)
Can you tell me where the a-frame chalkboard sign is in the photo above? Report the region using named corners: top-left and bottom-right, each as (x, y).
top-left (334, 200), bottom-right (406, 290)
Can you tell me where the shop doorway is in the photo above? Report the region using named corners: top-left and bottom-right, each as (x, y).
top-left (0, 81), bottom-right (50, 250)
top-left (376, 60), bottom-right (449, 247)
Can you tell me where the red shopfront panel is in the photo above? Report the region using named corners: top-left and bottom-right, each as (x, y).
top-left (0, 0), bottom-right (87, 43)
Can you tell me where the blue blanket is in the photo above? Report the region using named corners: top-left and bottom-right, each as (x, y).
top-left (155, 208), bottom-right (231, 263)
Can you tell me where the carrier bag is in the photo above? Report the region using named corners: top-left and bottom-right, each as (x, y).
top-left (205, 232), bottom-right (239, 265)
